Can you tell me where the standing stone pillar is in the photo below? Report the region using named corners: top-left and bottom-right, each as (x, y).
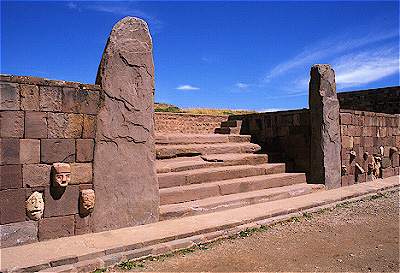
top-left (309, 64), bottom-right (341, 189)
top-left (92, 17), bottom-right (159, 232)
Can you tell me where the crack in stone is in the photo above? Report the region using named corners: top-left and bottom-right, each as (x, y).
top-left (103, 89), bottom-right (139, 112)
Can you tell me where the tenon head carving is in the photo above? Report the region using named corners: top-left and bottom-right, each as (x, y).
top-left (26, 191), bottom-right (44, 221)
top-left (52, 163), bottom-right (71, 187)
top-left (80, 189), bottom-right (95, 214)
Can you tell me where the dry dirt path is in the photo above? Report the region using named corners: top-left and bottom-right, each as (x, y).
top-left (108, 189), bottom-right (399, 272)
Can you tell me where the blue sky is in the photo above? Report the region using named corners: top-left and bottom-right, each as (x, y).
top-left (1, 1), bottom-right (399, 111)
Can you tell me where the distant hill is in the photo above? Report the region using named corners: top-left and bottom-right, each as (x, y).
top-left (155, 103), bottom-right (258, 115)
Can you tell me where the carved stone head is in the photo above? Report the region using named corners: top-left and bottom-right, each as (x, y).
top-left (52, 163), bottom-right (71, 187)
top-left (80, 189), bottom-right (95, 214)
top-left (26, 191), bottom-right (44, 221)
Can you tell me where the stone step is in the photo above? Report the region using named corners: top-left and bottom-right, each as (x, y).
top-left (155, 133), bottom-right (250, 145)
top-left (214, 127), bottom-right (230, 134)
top-left (156, 153), bottom-right (269, 174)
top-left (160, 172), bottom-right (307, 205)
top-left (158, 163), bottom-right (285, 188)
top-left (156, 142), bottom-right (261, 159)
top-left (160, 183), bottom-right (325, 220)
top-left (220, 120), bottom-right (241, 127)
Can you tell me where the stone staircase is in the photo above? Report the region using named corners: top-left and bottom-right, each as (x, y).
top-left (155, 133), bottom-right (325, 220)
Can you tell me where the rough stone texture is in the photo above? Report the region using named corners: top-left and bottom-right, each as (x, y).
top-left (25, 111), bottom-right (48, 138)
top-left (65, 113), bottom-right (83, 138)
top-left (63, 87), bottom-right (100, 114)
top-left (20, 84), bottom-right (39, 111)
top-left (83, 114), bottom-right (96, 138)
top-left (0, 82), bottom-right (20, 110)
top-left (74, 214), bottom-right (92, 235)
top-left (47, 112), bottom-right (68, 138)
top-left (0, 138), bottom-right (20, 165)
top-left (20, 139), bottom-right (40, 164)
top-left (39, 86), bottom-right (62, 111)
top-left (0, 164), bottom-right (23, 190)
top-left (22, 164), bottom-right (52, 187)
top-left (0, 188), bottom-right (26, 224)
top-left (76, 139), bottom-right (94, 162)
top-left (0, 111), bottom-right (24, 138)
top-left (309, 64), bottom-right (341, 189)
top-left (38, 215), bottom-right (74, 241)
top-left (0, 221), bottom-right (38, 248)
top-left (41, 139), bottom-right (75, 163)
top-left (43, 185), bottom-right (79, 217)
top-left (70, 163), bottom-right (92, 184)
top-left (93, 17), bottom-right (159, 232)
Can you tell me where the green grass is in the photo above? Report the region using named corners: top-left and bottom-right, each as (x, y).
top-left (154, 102), bottom-right (259, 115)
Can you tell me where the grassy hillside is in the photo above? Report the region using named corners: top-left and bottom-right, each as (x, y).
top-left (155, 103), bottom-right (258, 115)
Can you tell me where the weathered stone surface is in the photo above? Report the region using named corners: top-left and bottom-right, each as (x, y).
top-left (65, 113), bottom-right (83, 138)
top-left (79, 189), bottom-right (95, 215)
top-left (76, 139), bottom-right (94, 162)
top-left (20, 139), bottom-right (40, 164)
top-left (43, 185), bottom-right (79, 217)
top-left (0, 138), bottom-right (20, 165)
top-left (74, 214), bottom-right (92, 235)
top-left (70, 163), bottom-right (92, 184)
top-left (0, 82), bottom-right (20, 110)
top-left (20, 84), bottom-right (39, 111)
top-left (26, 191), bottom-right (44, 221)
top-left (0, 111), bottom-right (24, 138)
top-left (0, 188), bottom-right (26, 224)
top-left (0, 164), bottom-right (23, 190)
top-left (0, 221), bottom-right (38, 248)
top-left (38, 215), bottom-right (74, 241)
top-left (41, 139), bottom-right (75, 163)
top-left (25, 111), bottom-right (47, 138)
top-left (93, 17), bottom-right (159, 232)
top-left (47, 112), bottom-right (68, 139)
top-left (23, 164), bottom-right (52, 187)
top-left (63, 87), bottom-right (100, 114)
top-left (52, 162), bottom-right (71, 187)
top-left (39, 86), bottom-right (62, 111)
top-left (309, 64), bottom-right (341, 189)
top-left (82, 114), bottom-right (96, 138)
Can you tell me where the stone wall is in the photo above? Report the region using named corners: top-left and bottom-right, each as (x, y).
top-left (0, 75), bottom-right (100, 248)
top-left (155, 112), bottom-right (228, 134)
top-left (340, 109), bottom-right (400, 186)
top-left (337, 86), bottom-right (400, 115)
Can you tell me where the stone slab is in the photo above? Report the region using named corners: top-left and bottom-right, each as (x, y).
top-left (20, 139), bottom-right (40, 164)
top-left (0, 188), bottom-right (26, 225)
top-left (0, 82), bottom-right (20, 110)
top-left (25, 111), bottom-right (48, 139)
top-left (0, 138), bottom-right (20, 165)
top-left (22, 164), bottom-right (52, 187)
top-left (0, 111), bottom-right (24, 138)
top-left (0, 164), bottom-right (23, 190)
top-left (20, 84), bottom-right (39, 111)
top-left (47, 112), bottom-right (68, 139)
top-left (82, 115), bottom-right (96, 139)
top-left (41, 139), bottom-right (75, 163)
top-left (1, 221), bottom-right (38, 248)
top-left (75, 139), bottom-right (94, 162)
top-left (70, 163), bottom-right (92, 184)
top-left (38, 215), bottom-right (75, 241)
top-left (43, 185), bottom-right (79, 218)
top-left (39, 86), bottom-right (62, 111)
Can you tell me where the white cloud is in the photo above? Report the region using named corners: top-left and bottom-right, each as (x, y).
top-left (259, 108), bottom-right (285, 112)
top-left (67, 2), bottom-right (81, 12)
top-left (236, 82), bottom-right (248, 88)
top-left (176, 85), bottom-right (200, 90)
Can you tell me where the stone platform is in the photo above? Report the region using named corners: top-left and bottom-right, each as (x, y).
top-left (0, 176), bottom-right (398, 272)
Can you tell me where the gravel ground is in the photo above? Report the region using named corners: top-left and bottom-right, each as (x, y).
top-left (108, 189), bottom-right (399, 272)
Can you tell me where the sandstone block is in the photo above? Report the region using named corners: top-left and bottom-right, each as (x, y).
top-left (340, 112), bottom-right (353, 125)
top-left (20, 84), bottom-right (39, 111)
top-left (47, 112), bottom-right (67, 138)
top-left (25, 111), bottom-right (47, 138)
top-left (341, 136), bottom-right (353, 149)
top-left (0, 111), bottom-right (24, 138)
top-left (0, 221), bottom-right (38, 248)
top-left (76, 139), bottom-right (94, 162)
top-left (82, 114), bottom-right (96, 138)
top-left (0, 82), bottom-right (20, 110)
top-left (20, 139), bottom-right (40, 164)
top-left (39, 86), bottom-right (62, 111)
top-left (74, 214), bottom-right (92, 235)
top-left (43, 185), bottom-right (79, 217)
top-left (22, 164), bottom-right (51, 187)
top-left (381, 167), bottom-right (395, 178)
top-left (41, 139), bottom-right (75, 163)
top-left (38, 215), bottom-right (74, 241)
top-left (63, 87), bottom-right (100, 114)
top-left (65, 113), bottom-right (83, 138)
top-left (0, 164), bottom-right (22, 190)
top-left (0, 138), bottom-right (20, 165)
top-left (70, 163), bottom-right (92, 184)
top-left (92, 17), bottom-right (159, 232)
top-left (0, 188), bottom-right (26, 224)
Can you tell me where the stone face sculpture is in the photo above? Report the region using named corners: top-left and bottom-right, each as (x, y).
top-left (79, 189), bottom-right (95, 214)
top-left (52, 163), bottom-right (71, 187)
top-left (26, 191), bottom-right (44, 220)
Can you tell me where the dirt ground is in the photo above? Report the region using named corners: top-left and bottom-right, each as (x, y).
top-left (110, 189), bottom-right (399, 272)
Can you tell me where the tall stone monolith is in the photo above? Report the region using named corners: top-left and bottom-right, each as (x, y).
top-left (309, 64), bottom-right (341, 189)
top-left (92, 17), bottom-right (159, 232)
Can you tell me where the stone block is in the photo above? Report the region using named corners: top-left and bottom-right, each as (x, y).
top-left (0, 221), bottom-right (38, 248)
top-left (79, 183), bottom-right (93, 190)
top-left (62, 88), bottom-right (100, 114)
top-left (40, 139), bottom-right (75, 163)
top-left (39, 86), bottom-right (62, 111)
top-left (22, 164), bottom-right (51, 187)
top-left (38, 215), bottom-right (74, 241)
top-left (74, 214), bottom-right (92, 235)
top-left (0, 165), bottom-right (22, 190)
top-left (47, 112), bottom-right (67, 139)
top-left (25, 111), bottom-right (47, 138)
top-left (82, 114), bottom-right (96, 138)
top-left (0, 188), bottom-right (26, 224)
top-left (340, 112), bottom-right (353, 125)
top-left (70, 163), bottom-right (92, 184)
top-left (356, 173), bottom-right (367, 183)
top-left (0, 111), bottom-right (24, 138)
top-left (381, 157), bottom-right (391, 168)
top-left (43, 185), bottom-right (79, 217)
top-left (76, 139), bottom-right (94, 162)
top-left (20, 84), bottom-right (39, 111)
top-left (381, 167), bottom-right (395, 178)
top-left (0, 82), bottom-right (20, 110)
top-left (20, 139), bottom-right (40, 164)
top-left (391, 152), bottom-right (399, 167)
top-left (341, 136), bottom-right (353, 149)
top-left (0, 138), bottom-right (20, 165)
top-left (65, 113), bottom-right (83, 138)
